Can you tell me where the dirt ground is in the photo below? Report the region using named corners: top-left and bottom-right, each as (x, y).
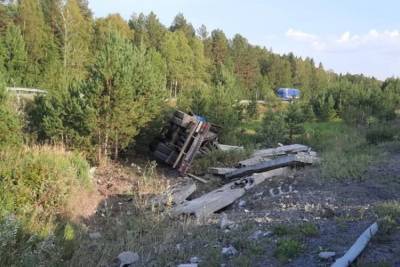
top-left (67, 150), bottom-right (400, 267)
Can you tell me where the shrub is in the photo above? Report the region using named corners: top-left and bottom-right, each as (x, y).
top-left (274, 239), bottom-right (303, 262)
top-left (259, 110), bottom-right (288, 146)
top-left (298, 222), bottom-right (319, 237)
top-left (0, 146), bottom-right (91, 235)
top-left (366, 126), bottom-right (397, 145)
top-left (0, 80), bottom-right (22, 148)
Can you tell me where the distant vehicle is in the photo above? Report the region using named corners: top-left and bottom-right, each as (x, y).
top-left (277, 88), bottom-right (301, 101)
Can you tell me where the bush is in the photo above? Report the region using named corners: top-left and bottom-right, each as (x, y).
top-left (0, 146), bottom-right (91, 235)
top-left (0, 80), bottom-right (22, 148)
top-left (259, 110), bottom-right (288, 146)
top-left (274, 239), bottom-right (303, 262)
top-left (366, 126), bottom-right (397, 145)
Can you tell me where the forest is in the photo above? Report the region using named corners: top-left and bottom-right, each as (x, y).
top-left (1, 0), bottom-right (400, 266)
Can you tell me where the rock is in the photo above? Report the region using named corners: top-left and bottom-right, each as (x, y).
top-left (117, 251), bottom-right (139, 267)
top-left (249, 230), bottom-right (272, 240)
top-left (190, 256), bottom-right (200, 263)
top-left (219, 213), bottom-right (235, 230)
top-left (177, 264), bottom-right (197, 267)
top-left (249, 230), bottom-right (263, 240)
top-left (222, 245), bottom-right (238, 257)
top-left (89, 167), bottom-right (97, 177)
top-left (89, 232), bottom-right (101, 240)
top-left (254, 192), bottom-right (263, 198)
top-left (319, 251), bottom-right (336, 259)
top-left (238, 200), bottom-right (246, 208)
top-left (263, 231), bottom-right (272, 237)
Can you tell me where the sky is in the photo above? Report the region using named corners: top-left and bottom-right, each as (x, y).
top-left (88, 0), bottom-right (400, 80)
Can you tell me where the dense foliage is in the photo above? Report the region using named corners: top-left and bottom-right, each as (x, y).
top-left (0, 1), bottom-right (399, 152)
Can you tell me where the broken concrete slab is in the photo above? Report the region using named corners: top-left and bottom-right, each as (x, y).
top-left (216, 144), bottom-right (244, 152)
top-left (152, 179), bottom-right (196, 206)
top-left (208, 167), bottom-right (237, 175)
top-left (171, 167), bottom-right (289, 218)
top-left (251, 144), bottom-right (310, 158)
top-left (238, 144), bottom-right (311, 167)
top-left (223, 152), bottom-right (318, 179)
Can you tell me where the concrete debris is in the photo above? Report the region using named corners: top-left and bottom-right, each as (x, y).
top-left (223, 152), bottom-right (318, 179)
top-left (190, 256), bottom-right (200, 263)
top-left (238, 200), bottom-right (246, 208)
top-left (216, 144), bottom-right (244, 152)
top-left (269, 185), bottom-right (296, 197)
top-left (332, 222), bottom-right (379, 267)
top-left (249, 230), bottom-right (272, 240)
top-left (152, 179), bottom-right (196, 207)
top-left (222, 245), bottom-right (238, 257)
top-left (319, 251), bottom-right (336, 259)
top-left (219, 213), bottom-right (236, 230)
top-left (89, 232), bottom-right (101, 240)
top-left (177, 264), bottom-right (198, 267)
top-left (171, 168), bottom-right (289, 218)
top-left (117, 251), bottom-right (139, 267)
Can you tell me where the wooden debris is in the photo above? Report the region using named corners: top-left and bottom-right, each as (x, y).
top-left (171, 167), bottom-right (289, 218)
top-left (187, 173), bottom-right (209, 184)
top-left (223, 152), bottom-right (318, 179)
top-left (331, 222), bottom-right (379, 267)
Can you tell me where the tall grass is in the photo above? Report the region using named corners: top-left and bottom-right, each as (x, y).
top-left (302, 121), bottom-right (387, 180)
top-left (0, 145), bottom-right (91, 266)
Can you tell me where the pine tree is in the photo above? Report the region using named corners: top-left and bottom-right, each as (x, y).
top-left (95, 13), bottom-right (133, 43)
top-left (209, 29), bottom-right (229, 66)
top-left (231, 34), bottom-right (260, 90)
top-left (87, 32), bottom-right (167, 160)
top-left (18, 0), bottom-right (53, 84)
top-left (0, 72), bottom-right (22, 147)
top-left (170, 13), bottom-right (195, 38)
top-left (1, 25), bottom-right (27, 86)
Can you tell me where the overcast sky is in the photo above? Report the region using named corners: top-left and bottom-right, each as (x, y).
top-left (88, 0), bottom-right (400, 80)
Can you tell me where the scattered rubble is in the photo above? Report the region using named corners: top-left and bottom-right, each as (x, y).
top-left (248, 230), bottom-right (272, 240)
top-left (117, 251), bottom-right (139, 267)
top-left (219, 213), bottom-right (236, 230)
top-left (222, 245), bottom-right (238, 257)
top-left (171, 168), bottom-right (289, 218)
top-left (152, 179), bottom-right (196, 207)
top-left (177, 264), bottom-right (198, 267)
top-left (88, 232), bottom-right (101, 240)
top-left (238, 200), bottom-right (246, 208)
top-left (189, 256), bottom-right (200, 263)
top-left (319, 251), bottom-right (336, 259)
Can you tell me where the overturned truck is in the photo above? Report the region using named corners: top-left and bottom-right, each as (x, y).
top-left (151, 110), bottom-right (220, 174)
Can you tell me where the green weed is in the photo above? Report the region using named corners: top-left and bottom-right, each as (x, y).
top-left (274, 239), bottom-right (303, 262)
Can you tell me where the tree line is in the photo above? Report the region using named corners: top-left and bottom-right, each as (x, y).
top-left (0, 0), bottom-right (399, 161)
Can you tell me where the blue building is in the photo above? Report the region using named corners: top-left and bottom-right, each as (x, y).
top-left (277, 88), bottom-right (301, 101)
